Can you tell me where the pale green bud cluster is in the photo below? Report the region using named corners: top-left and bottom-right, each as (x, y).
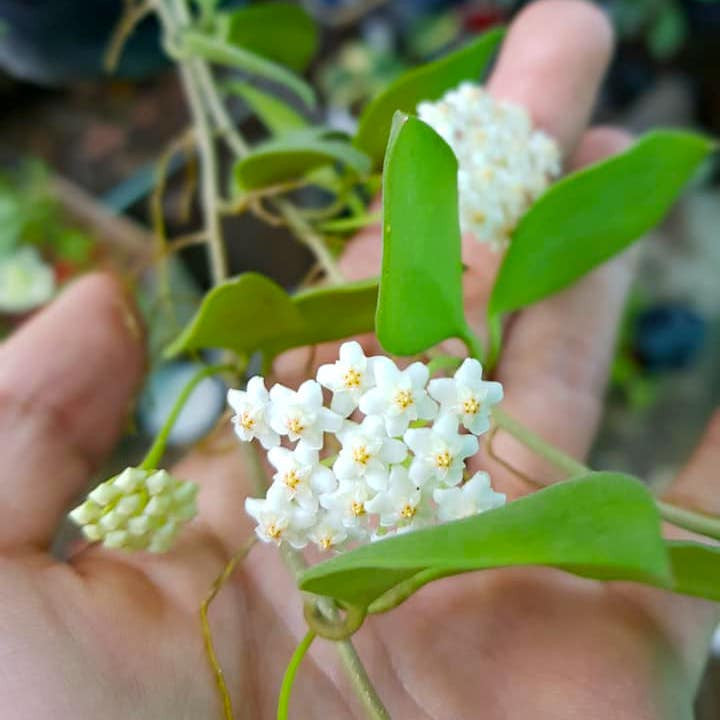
top-left (69, 467), bottom-right (198, 553)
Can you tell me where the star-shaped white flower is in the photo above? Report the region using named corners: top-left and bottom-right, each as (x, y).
top-left (333, 415), bottom-right (406, 491)
top-left (404, 413), bottom-right (478, 488)
top-left (365, 466), bottom-right (430, 529)
top-left (266, 445), bottom-right (336, 510)
top-left (308, 511), bottom-right (349, 551)
top-left (358, 357), bottom-right (438, 437)
top-left (433, 472), bottom-right (506, 522)
top-left (316, 341), bottom-right (375, 417)
top-left (320, 480), bottom-right (374, 535)
top-left (428, 358), bottom-right (503, 435)
top-left (268, 380), bottom-right (342, 450)
top-left (245, 491), bottom-right (315, 548)
top-left (227, 376), bottom-right (280, 449)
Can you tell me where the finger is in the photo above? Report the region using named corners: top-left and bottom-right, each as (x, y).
top-left (614, 413), bottom-right (720, 687)
top-left (487, 0), bottom-right (614, 156)
top-left (0, 273), bottom-right (145, 549)
top-left (341, 0), bottom-right (615, 289)
top-left (488, 126), bottom-right (635, 496)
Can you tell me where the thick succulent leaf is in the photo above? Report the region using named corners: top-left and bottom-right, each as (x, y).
top-left (235, 132), bottom-right (371, 190)
top-left (182, 30), bottom-right (315, 107)
top-left (667, 541), bottom-right (720, 602)
top-left (225, 82), bottom-right (306, 135)
top-left (377, 113), bottom-right (468, 355)
top-left (265, 278), bottom-right (378, 356)
top-left (354, 28), bottom-right (504, 166)
top-left (164, 275), bottom-right (377, 360)
top-left (220, 1), bottom-right (318, 72)
top-left (163, 273), bottom-right (301, 359)
top-left (489, 130), bottom-right (715, 317)
top-left (299, 473), bottom-right (672, 608)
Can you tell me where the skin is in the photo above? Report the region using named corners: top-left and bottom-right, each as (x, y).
top-left (0, 2), bottom-right (717, 717)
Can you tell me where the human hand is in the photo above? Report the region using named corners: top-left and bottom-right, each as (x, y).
top-left (0, 2), bottom-right (716, 719)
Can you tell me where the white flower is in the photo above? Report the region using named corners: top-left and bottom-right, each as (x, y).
top-left (68, 467), bottom-right (197, 553)
top-left (417, 82), bottom-right (561, 248)
top-left (0, 246), bottom-right (55, 314)
top-left (308, 512), bottom-right (349, 551)
top-left (404, 413), bottom-right (478, 488)
top-left (316, 341), bottom-right (375, 416)
top-left (428, 358), bottom-right (503, 435)
top-left (320, 481), bottom-right (374, 534)
top-left (365, 466), bottom-right (430, 529)
top-left (359, 357), bottom-right (437, 436)
top-left (228, 376), bottom-right (280, 449)
top-left (245, 491), bottom-right (316, 548)
top-left (433, 472), bottom-right (506, 522)
top-left (333, 415), bottom-right (406, 491)
top-left (267, 444), bottom-right (336, 510)
top-left (268, 380), bottom-right (343, 449)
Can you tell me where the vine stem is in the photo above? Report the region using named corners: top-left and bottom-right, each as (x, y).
top-left (276, 631), bottom-right (316, 720)
top-left (491, 406), bottom-right (720, 541)
top-left (275, 199), bottom-right (346, 284)
top-left (201, 537), bottom-right (258, 720)
top-left (140, 363), bottom-right (236, 470)
top-left (181, 44), bottom-right (346, 284)
top-left (160, 0), bottom-right (228, 285)
top-left (459, 327), bottom-right (484, 362)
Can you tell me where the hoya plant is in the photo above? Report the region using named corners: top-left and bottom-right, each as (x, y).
top-left (67, 1), bottom-right (720, 718)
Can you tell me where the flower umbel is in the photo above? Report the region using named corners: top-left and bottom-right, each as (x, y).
top-left (418, 82), bottom-right (561, 249)
top-left (68, 467), bottom-right (197, 553)
top-left (230, 341), bottom-right (506, 552)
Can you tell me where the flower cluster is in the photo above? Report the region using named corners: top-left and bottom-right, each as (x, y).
top-left (417, 82), bottom-right (561, 249)
top-left (69, 467), bottom-right (198, 553)
top-left (230, 342), bottom-right (506, 552)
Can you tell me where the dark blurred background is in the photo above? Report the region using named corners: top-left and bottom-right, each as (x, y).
top-left (1, 1), bottom-right (719, 715)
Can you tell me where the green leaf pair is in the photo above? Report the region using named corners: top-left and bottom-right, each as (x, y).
top-left (234, 129), bottom-right (372, 192)
top-left (377, 100), bottom-right (713, 362)
top-left (298, 473), bottom-right (720, 616)
top-left (164, 273), bottom-right (378, 362)
top-left (181, 2), bottom-right (318, 110)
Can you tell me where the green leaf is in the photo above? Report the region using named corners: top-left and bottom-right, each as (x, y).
top-left (354, 28), bottom-right (504, 166)
top-left (225, 81), bottom-right (306, 135)
top-left (667, 541), bottom-right (720, 602)
top-left (299, 473), bottom-right (672, 609)
top-left (235, 132), bottom-right (371, 190)
top-left (220, 1), bottom-right (318, 72)
top-left (489, 130), bottom-right (714, 318)
top-left (377, 113), bottom-right (468, 356)
top-left (163, 273), bottom-right (301, 359)
top-left (164, 274), bottom-right (378, 360)
top-left (265, 278), bottom-right (378, 356)
top-left (181, 30), bottom-right (316, 108)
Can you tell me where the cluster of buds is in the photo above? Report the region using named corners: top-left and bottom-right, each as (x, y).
top-left (417, 82), bottom-right (561, 248)
top-left (69, 467), bottom-right (198, 553)
top-left (230, 342), bottom-right (506, 552)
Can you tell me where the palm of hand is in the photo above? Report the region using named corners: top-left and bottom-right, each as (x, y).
top-left (0, 3), bottom-right (717, 720)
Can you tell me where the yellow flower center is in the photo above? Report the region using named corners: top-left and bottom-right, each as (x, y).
top-left (267, 523), bottom-right (283, 542)
top-left (352, 445), bottom-right (371, 465)
top-left (343, 368), bottom-right (362, 389)
top-left (287, 417), bottom-right (305, 435)
top-left (435, 450), bottom-right (452, 470)
top-left (239, 412), bottom-right (255, 430)
top-left (400, 503), bottom-right (417, 519)
top-left (462, 396), bottom-right (481, 416)
top-left (284, 470), bottom-right (301, 490)
top-left (319, 536), bottom-right (333, 550)
top-left (351, 501), bottom-right (366, 517)
top-left (394, 389), bottom-right (413, 410)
